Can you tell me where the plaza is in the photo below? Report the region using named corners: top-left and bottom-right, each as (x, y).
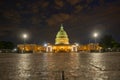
top-left (0, 52), bottom-right (120, 80)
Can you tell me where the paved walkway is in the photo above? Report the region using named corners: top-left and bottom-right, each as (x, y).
top-left (0, 53), bottom-right (120, 80)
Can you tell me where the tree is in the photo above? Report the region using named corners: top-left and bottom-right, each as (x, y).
top-left (99, 35), bottom-right (119, 51)
top-left (0, 41), bottom-right (15, 49)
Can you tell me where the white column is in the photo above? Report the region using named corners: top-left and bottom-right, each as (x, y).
top-left (71, 45), bottom-right (77, 52)
top-left (46, 46), bottom-right (52, 52)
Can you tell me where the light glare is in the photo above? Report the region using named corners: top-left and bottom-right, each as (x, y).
top-left (23, 34), bottom-right (28, 39)
top-left (93, 33), bottom-right (98, 38)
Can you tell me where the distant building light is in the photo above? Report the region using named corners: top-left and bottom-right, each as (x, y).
top-left (44, 43), bottom-right (47, 47)
top-left (13, 48), bottom-right (17, 52)
top-left (74, 43), bottom-right (79, 46)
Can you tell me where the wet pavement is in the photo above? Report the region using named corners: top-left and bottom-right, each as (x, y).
top-left (0, 52), bottom-right (120, 80)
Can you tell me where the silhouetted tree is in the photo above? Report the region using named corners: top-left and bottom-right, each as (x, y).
top-left (0, 41), bottom-right (15, 49)
top-left (99, 35), bottom-right (119, 51)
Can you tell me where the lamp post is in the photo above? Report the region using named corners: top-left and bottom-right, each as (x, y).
top-left (93, 33), bottom-right (98, 52)
top-left (22, 34), bottom-right (28, 53)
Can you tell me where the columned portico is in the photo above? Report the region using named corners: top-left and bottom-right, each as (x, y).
top-left (46, 45), bottom-right (52, 52)
top-left (71, 45), bottom-right (78, 52)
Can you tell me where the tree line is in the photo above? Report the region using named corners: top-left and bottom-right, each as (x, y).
top-left (0, 34), bottom-right (120, 53)
top-left (0, 41), bottom-right (15, 53)
top-left (99, 35), bottom-right (120, 52)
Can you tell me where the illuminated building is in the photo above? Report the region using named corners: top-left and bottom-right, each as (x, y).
top-left (78, 43), bottom-right (102, 52)
top-left (55, 24), bottom-right (69, 44)
top-left (51, 24), bottom-right (73, 52)
top-left (17, 44), bottom-right (45, 53)
top-left (17, 24), bottom-right (102, 53)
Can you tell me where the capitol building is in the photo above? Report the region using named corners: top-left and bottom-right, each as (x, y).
top-left (17, 24), bottom-right (101, 53)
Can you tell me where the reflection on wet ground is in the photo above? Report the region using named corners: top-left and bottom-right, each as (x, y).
top-left (0, 52), bottom-right (120, 80)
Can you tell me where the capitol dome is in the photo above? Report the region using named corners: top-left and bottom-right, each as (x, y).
top-left (55, 24), bottom-right (69, 44)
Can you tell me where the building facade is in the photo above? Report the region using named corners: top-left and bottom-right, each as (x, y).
top-left (17, 24), bottom-right (102, 53)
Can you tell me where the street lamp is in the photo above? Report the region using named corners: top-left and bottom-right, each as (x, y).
top-left (93, 32), bottom-right (98, 52)
top-left (93, 33), bottom-right (98, 43)
top-left (22, 34), bottom-right (28, 53)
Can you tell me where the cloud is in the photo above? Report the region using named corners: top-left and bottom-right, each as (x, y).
top-left (0, 24), bottom-right (22, 37)
top-left (67, 0), bottom-right (80, 5)
top-left (74, 5), bottom-right (83, 13)
top-left (46, 13), bottom-right (71, 26)
top-left (55, 0), bottom-right (64, 8)
top-left (31, 16), bottom-right (42, 24)
top-left (2, 10), bottom-right (21, 24)
top-left (31, 5), bottom-right (40, 14)
top-left (31, 0), bottom-right (49, 9)
top-left (40, 1), bottom-right (49, 8)
top-left (0, 0), bottom-right (119, 43)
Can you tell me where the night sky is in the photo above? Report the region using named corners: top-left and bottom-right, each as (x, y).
top-left (0, 0), bottom-right (120, 45)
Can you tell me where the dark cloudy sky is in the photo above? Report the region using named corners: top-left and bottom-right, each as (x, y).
top-left (0, 0), bottom-right (120, 44)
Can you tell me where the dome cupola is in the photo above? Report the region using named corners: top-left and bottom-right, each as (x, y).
top-left (55, 24), bottom-right (69, 44)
